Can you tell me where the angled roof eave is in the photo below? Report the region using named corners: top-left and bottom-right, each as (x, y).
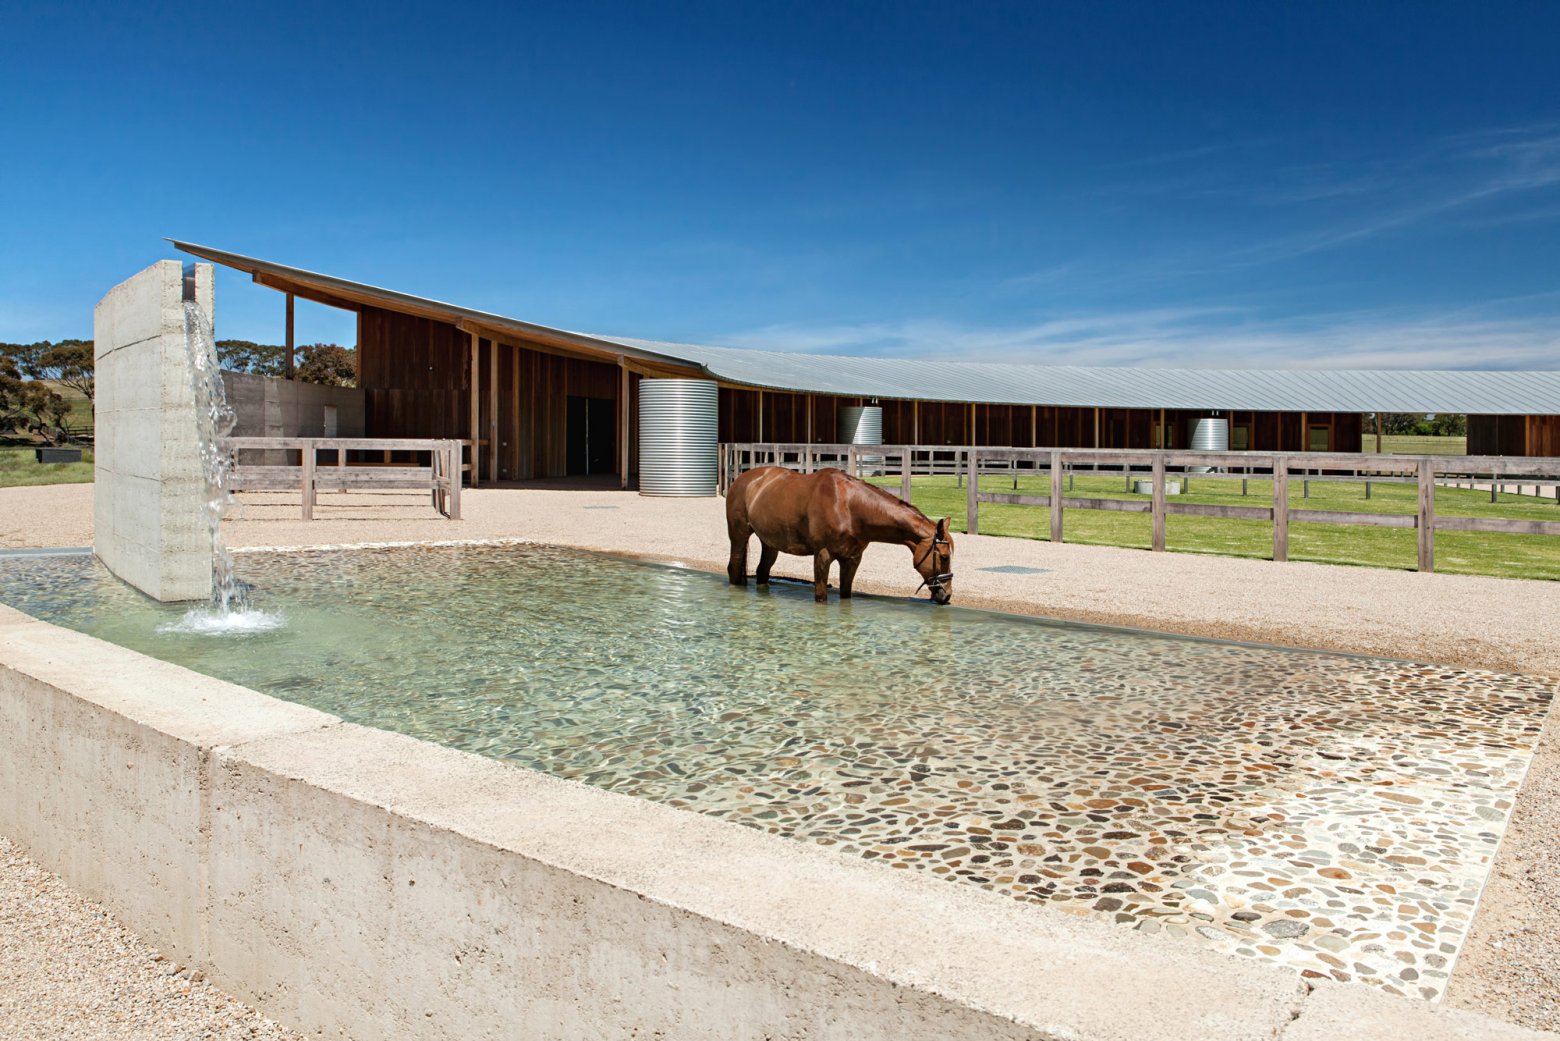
top-left (170, 240), bottom-right (1560, 415)
top-left (168, 239), bottom-right (709, 377)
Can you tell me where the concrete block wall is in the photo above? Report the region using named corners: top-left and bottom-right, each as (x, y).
top-left (223, 369), bottom-right (365, 440)
top-left (92, 260), bottom-right (214, 602)
top-left (1, 603), bottom-right (1551, 1041)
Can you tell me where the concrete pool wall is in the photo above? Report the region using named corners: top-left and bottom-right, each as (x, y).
top-left (0, 603), bottom-right (1547, 1041)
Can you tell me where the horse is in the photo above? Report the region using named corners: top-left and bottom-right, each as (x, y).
top-left (725, 466), bottom-right (955, 604)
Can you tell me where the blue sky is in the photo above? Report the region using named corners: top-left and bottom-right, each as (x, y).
top-left (2, 1), bottom-right (1558, 368)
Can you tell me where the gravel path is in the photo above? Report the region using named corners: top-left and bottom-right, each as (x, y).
top-left (0, 836), bottom-right (299, 1041)
top-left (3, 480), bottom-right (1559, 1034)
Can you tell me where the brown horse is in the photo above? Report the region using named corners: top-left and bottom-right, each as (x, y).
top-left (725, 466), bottom-right (955, 604)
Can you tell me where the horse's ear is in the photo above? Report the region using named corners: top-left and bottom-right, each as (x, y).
top-left (936, 517), bottom-right (950, 539)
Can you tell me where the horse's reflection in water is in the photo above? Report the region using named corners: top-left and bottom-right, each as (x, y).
top-left (725, 467), bottom-right (954, 604)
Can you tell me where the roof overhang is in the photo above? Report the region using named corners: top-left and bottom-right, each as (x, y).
top-left (171, 239), bottom-right (1560, 415)
top-left (170, 239), bottom-right (706, 378)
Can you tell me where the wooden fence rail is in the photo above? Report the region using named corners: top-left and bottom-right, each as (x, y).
top-left (221, 437), bottom-right (465, 520)
top-left (720, 443), bottom-right (1560, 572)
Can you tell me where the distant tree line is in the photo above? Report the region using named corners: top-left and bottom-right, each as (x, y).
top-left (215, 340), bottom-right (358, 387)
top-left (0, 338), bottom-right (358, 444)
top-left (0, 340), bottom-right (93, 444)
top-left (1368, 412), bottom-right (1467, 437)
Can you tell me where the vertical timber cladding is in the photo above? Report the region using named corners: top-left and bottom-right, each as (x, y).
top-left (358, 306), bottom-right (470, 442)
top-left (696, 385), bottom-right (1374, 455)
top-left (717, 387), bottom-right (828, 443)
top-left (1529, 415), bottom-right (1560, 456)
top-left (358, 306), bottom-right (628, 480)
top-left (509, 342), bottom-right (623, 479)
top-left (1469, 414), bottom-right (1547, 456)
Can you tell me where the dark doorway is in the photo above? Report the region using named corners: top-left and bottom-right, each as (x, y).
top-left (567, 396), bottom-right (615, 476)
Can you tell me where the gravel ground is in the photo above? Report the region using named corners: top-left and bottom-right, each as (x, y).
top-left (3, 480), bottom-right (1559, 1034)
top-left (0, 836), bottom-right (300, 1041)
top-left (1445, 711), bottom-right (1560, 1030)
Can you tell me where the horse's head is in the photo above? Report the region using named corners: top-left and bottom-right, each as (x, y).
top-left (913, 518), bottom-right (955, 605)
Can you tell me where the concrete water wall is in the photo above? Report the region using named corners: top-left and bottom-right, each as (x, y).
top-left (222, 370), bottom-right (365, 439)
top-left (0, 603), bottom-right (1547, 1041)
top-left (92, 260), bottom-right (212, 602)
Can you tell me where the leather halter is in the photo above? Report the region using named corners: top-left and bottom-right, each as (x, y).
top-left (913, 536), bottom-right (954, 597)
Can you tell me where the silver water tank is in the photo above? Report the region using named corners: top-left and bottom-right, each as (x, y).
top-left (838, 405), bottom-right (883, 445)
top-left (638, 379), bottom-right (718, 496)
top-left (838, 405), bottom-right (884, 475)
top-left (1189, 415), bottom-right (1229, 473)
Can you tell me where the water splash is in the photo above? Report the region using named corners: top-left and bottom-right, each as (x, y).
top-left (158, 605), bottom-right (284, 635)
top-left (179, 301), bottom-right (283, 633)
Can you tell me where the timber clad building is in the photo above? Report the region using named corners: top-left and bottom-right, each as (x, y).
top-left (177, 242), bottom-right (1560, 485)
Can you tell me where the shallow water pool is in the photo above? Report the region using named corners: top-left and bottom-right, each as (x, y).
top-left (0, 542), bottom-right (1550, 999)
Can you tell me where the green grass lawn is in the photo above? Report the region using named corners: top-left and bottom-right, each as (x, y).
top-left (57, 384), bottom-right (94, 438)
top-left (0, 382), bottom-right (95, 488)
top-left (0, 444), bottom-right (95, 487)
top-left (870, 471), bottom-right (1560, 581)
top-left (1358, 434), bottom-right (1467, 455)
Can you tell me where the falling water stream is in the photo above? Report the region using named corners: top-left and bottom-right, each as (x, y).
top-left (165, 301), bottom-right (283, 634)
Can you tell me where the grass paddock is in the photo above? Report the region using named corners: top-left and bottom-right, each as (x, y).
top-left (869, 471), bottom-right (1560, 581)
top-left (0, 445), bottom-right (94, 488)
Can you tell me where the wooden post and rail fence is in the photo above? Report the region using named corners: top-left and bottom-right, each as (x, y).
top-left (222, 437), bottom-right (466, 520)
top-left (719, 442), bottom-right (1560, 573)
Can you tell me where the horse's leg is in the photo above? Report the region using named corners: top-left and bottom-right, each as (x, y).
top-left (812, 549), bottom-right (833, 603)
top-left (756, 542), bottom-right (779, 585)
top-left (839, 554), bottom-right (862, 599)
top-left (727, 520), bottom-right (751, 586)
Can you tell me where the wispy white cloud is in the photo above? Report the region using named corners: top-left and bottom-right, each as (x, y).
top-left (1086, 123), bottom-right (1560, 274)
top-left (718, 303), bottom-right (1560, 371)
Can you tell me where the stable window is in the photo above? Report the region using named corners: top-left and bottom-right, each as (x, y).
top-left (1232, 424), bottom-right (1251, 450)
top-left (1308, 425), bottom-right (1329, 452)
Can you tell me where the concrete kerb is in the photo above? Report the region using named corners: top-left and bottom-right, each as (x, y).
top-left (0, 601), bottom-right (1552, 1040)
top-left (212, 722), bottom-right (1301, 1041)
top-left (0, 604), bottom-right (334, 967)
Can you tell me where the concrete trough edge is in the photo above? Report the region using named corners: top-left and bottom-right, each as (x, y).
top-left (0, 602), bottom-right (1549, 1040)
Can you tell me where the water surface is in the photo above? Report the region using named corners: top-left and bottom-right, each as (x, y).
top-left (1, 543), bottom-right (1549, 1000)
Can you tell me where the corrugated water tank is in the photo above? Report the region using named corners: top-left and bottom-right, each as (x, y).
top-left (1190, 415), bottom-right (1229, 472)
top-left (838, 405), bottom-right (883, 446)
top-left (638, 379), bottom-right (718, 496)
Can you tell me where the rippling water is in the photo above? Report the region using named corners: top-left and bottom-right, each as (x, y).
top-left (0, 543), bottom-right (1550, 999)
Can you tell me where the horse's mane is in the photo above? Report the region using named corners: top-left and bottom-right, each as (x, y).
top-left (847, 471), bottom-right (935, 525)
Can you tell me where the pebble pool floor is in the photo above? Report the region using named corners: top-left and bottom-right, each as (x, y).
top-left (1, 543), bottom-right (1552, 1000)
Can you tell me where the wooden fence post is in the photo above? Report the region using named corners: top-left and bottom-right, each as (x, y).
top-left (1050, 449), bottom-right (1064, 543)
top-left (1272, 456), bottom-right (1288, 562)
top-left (444, 441), bottom-right (462, 520)
top-left (1151, 454), bottom-right (1167, 551)
top-left (901, 449), bottom-right (912, 502)
top-left (301, 442), bottom-right (315, 521)
top-left (966, 449), bottom-right (979, 534)
top-left (1418, 458), bottom-right (1435, 572)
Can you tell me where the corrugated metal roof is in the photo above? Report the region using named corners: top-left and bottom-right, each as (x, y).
top-left (173, 240), bottom-right (1560, 415)
top-left (596, 336), bottom-right (1560, 413)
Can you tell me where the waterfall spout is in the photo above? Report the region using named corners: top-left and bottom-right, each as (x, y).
top-left (170, 301), bottom-right (282, 634)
